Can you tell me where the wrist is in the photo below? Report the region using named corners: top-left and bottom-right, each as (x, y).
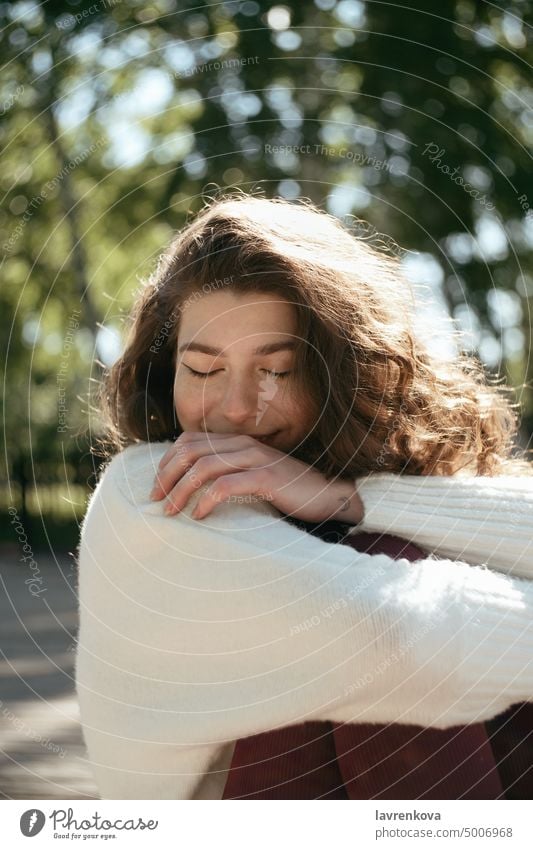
top-left (328, 479), bottom-right (364, 524)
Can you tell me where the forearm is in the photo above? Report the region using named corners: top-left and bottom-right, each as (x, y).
top-left (350, 472), bottom-right (533, 579)
top-left (76, 445), bottom-right (533, 797)
top-left (79, 446), bottom-right (533, 732)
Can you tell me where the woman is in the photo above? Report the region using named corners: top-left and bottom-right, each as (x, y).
top-left (76, 193), bottom-right (533, 799)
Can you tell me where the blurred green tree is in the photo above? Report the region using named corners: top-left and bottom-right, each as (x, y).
top-left (1, 0), bottom-right (531, 542)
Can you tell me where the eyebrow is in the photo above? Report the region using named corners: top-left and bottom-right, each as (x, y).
top-left (178, 340), bottom-right (297, 356)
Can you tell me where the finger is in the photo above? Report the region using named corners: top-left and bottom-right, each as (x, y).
top-left (191, 470), bottom-right (271, 520)
top-left (153, 440), bottom-right (263, 498)
top-left (157, 432), bottom-right (204, 472)
top-left (157, 431), bottom-right (255, 471)
top-left (163, 450), bottom-right (264, 514)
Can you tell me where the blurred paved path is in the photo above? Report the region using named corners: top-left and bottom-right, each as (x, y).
top-left (0, 547), bottom-right (98, 799)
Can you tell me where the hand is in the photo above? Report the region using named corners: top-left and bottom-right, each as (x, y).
top-left (150, 431), bottom-right (364, 524)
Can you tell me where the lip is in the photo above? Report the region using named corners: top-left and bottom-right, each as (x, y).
top-left (206, 430), bottom-right (281, 442)
top-left (248, 431), bottom-right (280, 443)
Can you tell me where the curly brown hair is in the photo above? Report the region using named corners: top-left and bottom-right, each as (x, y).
top-left (99, 191), bottom-right (532, 480)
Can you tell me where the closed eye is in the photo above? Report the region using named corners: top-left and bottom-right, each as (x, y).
top-left (263, 370), bottom-right (291, 378)
top-left (185, 367), bottom-right (222, 378)
top-left (185, 367), bottom-right (291, 379)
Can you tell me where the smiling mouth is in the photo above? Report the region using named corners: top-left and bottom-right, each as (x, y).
top-left (205, 429), bottom-right (280, 441)
top-left (248, 431), bottom-right (280, 443)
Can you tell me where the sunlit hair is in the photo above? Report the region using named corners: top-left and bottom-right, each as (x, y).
top-left (100, 191), bottom-right (532, 478)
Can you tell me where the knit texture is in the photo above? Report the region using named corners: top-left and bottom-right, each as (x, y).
top-left (352, 472), bottom-right (533, 578)
top-left (76, 442), bottom-right (533, 799)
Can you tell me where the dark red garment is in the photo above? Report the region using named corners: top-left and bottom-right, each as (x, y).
top-left (485, 701), bottom-right (533, 798)
top-left (223, 523), bottom-right (533, 799)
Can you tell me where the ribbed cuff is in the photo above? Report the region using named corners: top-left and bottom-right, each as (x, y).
top-left (350, 473), bottom-right (533, 579)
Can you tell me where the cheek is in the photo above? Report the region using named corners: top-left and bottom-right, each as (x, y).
top-left (173, 375), bottom-right (214, 422)
top-left (289, 386), bottom-right (318, 431)
top-left (276, 385), bottom-right (315, 429)
top-left (173, 375), bottom-right (196, 426)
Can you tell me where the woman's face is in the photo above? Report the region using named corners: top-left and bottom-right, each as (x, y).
top-left (173, 290), bottom-right (315, 453)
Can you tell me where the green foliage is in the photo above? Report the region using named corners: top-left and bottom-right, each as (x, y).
top-left (1, 0), bottom-right (532, 545)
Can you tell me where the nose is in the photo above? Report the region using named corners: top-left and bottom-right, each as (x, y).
top-left (219, 376), bottom-right (260, 426)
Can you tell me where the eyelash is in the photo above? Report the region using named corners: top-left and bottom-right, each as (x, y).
top-left (185, 367), bottom-right (291, 379)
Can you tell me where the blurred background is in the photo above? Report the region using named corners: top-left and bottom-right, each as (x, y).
top-left (1, 0), bottom-right (532, 798)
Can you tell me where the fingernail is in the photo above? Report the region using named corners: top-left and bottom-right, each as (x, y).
top-left (150, 487), bottom-right (160, 500)
top-left (164, 502), bottom-right (176, 515)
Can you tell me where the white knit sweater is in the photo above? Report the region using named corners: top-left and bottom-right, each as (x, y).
top-left (76, 441), bottom-right (533, 799)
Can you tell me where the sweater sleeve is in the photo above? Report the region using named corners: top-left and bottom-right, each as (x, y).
top-left (76, 443), bottom-right (533, 799)
top-left (348, 472), bottom-right (533, 579)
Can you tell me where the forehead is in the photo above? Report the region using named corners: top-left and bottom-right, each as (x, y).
top-left (178, 291), bottom-right (298, 345)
